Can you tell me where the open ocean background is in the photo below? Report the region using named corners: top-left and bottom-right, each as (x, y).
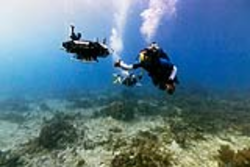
top-left (0, 0), bottom-right (249, 98)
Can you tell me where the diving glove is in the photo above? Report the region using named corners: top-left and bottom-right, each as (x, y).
top-left (114, 59), bottom-right (121, 67)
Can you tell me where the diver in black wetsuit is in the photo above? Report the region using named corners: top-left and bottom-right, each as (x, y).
top-left (113, 72), bottom-right (143, 87)
top-left (115, 42), bottom-right (178, 94)
top-left (70, 25), bottom-right (81, 41)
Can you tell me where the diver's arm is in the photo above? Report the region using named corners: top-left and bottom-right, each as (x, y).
top-left (119, 61), bottom-right (134, 70)
top-left (115, 60), bottom-right (142, 70)
top-left (132, 63), bottom-right (142, 69)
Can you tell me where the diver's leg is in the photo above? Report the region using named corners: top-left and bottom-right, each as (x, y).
top-left (169, 66), bottom-right (177, 81)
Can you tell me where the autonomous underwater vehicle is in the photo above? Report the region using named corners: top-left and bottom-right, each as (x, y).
top-left (62, 36), bottom-right (110, 62)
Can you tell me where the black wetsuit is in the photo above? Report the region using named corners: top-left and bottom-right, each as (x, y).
top-left (132, 49), bottom-right (175, 90)
top-left (122, 75), bottom-right (137, 87)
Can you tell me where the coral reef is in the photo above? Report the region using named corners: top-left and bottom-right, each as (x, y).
top-left (168, 93), bottom-right (250, 137)
top-left (1, 90), bottom-right (250, 167)
top-left (83, 139), bottom-right (97, 150)
top-left (136, 130), bottom-right (159, 143)
top-left (109, 128), bottom-right (173, 167)
top-left (168, 118), bottom-right (205, 148)
top-left (0, 150), bottom-right (23, 167)
top-left (110, 132), bottom-right (172, 167)
top-left (93, 99), bottom-right (162, 121)
top-left (0, 112), bottom-right (26, 124)
top-left (95, 101), bottom-right (135, 121)
top-left (136, 100), bottom-right (160, 116)
top-left (217, 145), bottom-right (250, 167)
top-left (0, 97), bottom-right (31, 112)
top-left (0, 112), bottom-right (87, 167)
top-left (66, 98), bottom-right (95, 109)
top-left (37, 113), bottom-right (78, 150)
top-left (37, 102), bottom-right (52, 111)
top-left (109, 126), bottom-right (123, 133)
top-left (9, 113), bottom-right (80, 158)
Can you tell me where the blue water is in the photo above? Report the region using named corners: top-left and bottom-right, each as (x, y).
top-left (0, 0), bottom-right (250, 97)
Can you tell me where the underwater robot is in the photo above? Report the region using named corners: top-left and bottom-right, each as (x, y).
top-left (62, 38), bottom-right (110, 62)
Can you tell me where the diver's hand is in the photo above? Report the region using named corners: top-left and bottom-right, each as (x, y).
top-left (114, 59), bottom-right (121, 67)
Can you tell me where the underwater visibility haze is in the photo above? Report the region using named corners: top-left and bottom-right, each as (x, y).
top-left (0, 0), bottom-right (250, 95)
top-left (1, 0), bottom-right (250, 167)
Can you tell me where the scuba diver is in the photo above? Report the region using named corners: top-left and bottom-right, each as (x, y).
top-left (70, 25), bottom-right (81, 41)
top-left (114, 42), bottom-right (178, 94)
top-left (113, 71), bottom-right (143, 87)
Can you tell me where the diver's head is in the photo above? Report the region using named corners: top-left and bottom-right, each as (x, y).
top-left (148, 42), bottom-right (159, 52)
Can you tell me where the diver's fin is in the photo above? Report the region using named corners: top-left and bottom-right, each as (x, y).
top-left (70, 57), bottom-right (95, 64)
top-left (135, 82), bottom-right (142, 87)
top-left (121, 70), bottom-right (129, 76)
top-left (113, 74), bottom-right (122, 84)
top-left (137, 75), bottom-right (143, 80)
